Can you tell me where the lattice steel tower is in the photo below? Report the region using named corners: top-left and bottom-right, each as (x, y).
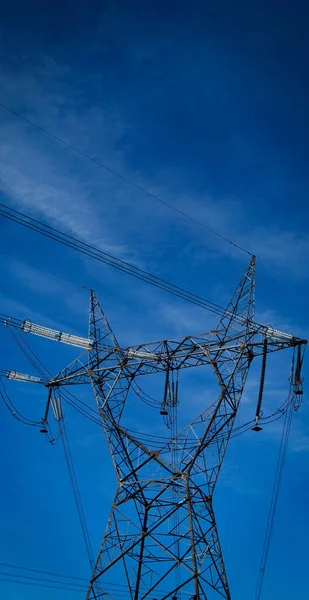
top-left (1, 257), bottom-right (306, 599)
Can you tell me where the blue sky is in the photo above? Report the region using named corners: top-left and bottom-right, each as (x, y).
top-left (0, 0), bottom-right (308, 598)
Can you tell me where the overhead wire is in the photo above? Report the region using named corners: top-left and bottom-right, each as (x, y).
top-left (0, 562), bottom-right (89, 581)
top-left (0, 563), bottom-right (85, 582)
top-left (0, 247), bottom-right (89, 291)
top-left (1, 305), bottom-right (301, 597)
top-left (1, 301), bottom-right (301, 565)
top-left (60, 421), bottom-right (94, 569)
top-left (0, 577), bottom-right (88, 593)
top-left (0, 203), bottom-right (253, 325)
top-left (5, 322), bottom-right (103, 427)
top-left (0, 102), bottom-right (303, 597)
top-left (1, 324), bottom-right (95, 568)
top-left (0, 562), bottom-right (183, 596)
top-left (125, 382), bottom-right (296, 448)
top-left (6, 323), bottom-right (48, 380)
top-left (0, 355), bottom-right (295, 448)
top-left (0, 321), bottom-right (296, 445)
top-left (0, 570), bottom-right (87, 589)
top-left (0, 377), bottom-right (41, 427)
top-left (132, 380), bottom-right (161, 408)
top-left (0, 101), bottom-right (252, 257)
top-left (255, 386), bottom-right (296, 600)
top-left (0, 577), bottom-right (133, 597)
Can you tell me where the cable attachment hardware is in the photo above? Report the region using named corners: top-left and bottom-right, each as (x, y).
top-left (293, 344), bottom-right (304, 397)
top-left (293, 344), bottom-right (305, 410)
top-left (40, 387), bottom-right (52, 433)
top-left (252, 337), bottom-right (268, 432)
top-left (160, 365), bottom-right (170, 416)
top-left (252, 416), bottom-right (263, 433)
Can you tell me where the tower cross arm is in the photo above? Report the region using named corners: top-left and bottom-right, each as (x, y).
top-left (50, 325), bottom-right (306, 386)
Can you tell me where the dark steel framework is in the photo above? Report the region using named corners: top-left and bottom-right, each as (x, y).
top-left (2, 257), bottom-right (306, 599)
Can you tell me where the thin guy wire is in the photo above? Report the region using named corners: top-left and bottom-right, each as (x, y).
top-left (0, 101), bottom-right (252, 256)
top-left (0, 248), bottom-right (89, 291)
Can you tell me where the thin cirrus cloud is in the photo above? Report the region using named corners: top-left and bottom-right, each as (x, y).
top-left (0, 56), bottom-right (307, 284)
top-left (1, 109), bottom-right (307, 283)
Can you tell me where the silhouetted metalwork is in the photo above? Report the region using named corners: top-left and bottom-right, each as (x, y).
top-left (1, 257), bottom-right (306, 599)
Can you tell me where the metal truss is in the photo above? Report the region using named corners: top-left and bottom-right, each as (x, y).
top-left (1, 257), bottom-right (306, 599)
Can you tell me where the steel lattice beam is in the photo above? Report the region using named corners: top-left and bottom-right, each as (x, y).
top-left (1, 256), bottom-right (306, 599)
top-left (81, 258), bottom-right (258, 600)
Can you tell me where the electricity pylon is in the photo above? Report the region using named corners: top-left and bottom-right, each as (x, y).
top-left (1, 257), bottom-right (306, 599)
top-left (84, 259), bottom-right (257, 600)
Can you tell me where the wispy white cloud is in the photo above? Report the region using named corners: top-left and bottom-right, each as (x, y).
top-left (291, 433), bottom-right (309, 453)
top-left (9, 260), bottom-right (89, 315)
top-left (0, 60), bottom-right (142, 264)
top-left (255, 307), bottom-right (309, 340)
top-left (0, 290), bottom-right (73, 332)
top-left (0, 133), bottom-right (133, 260)
top-left (1, 54), bottom-right (307, 286)
top-left (157, 302), bottom-right (217, 336)
top-left (240, 227), bottom-right (309, 279)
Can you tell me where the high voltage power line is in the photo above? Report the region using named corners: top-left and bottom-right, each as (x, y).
top-left (0, 315), bottom-right (300, 441)
top-left (0, 247), bottom-right (89, 291)
top-left (0, 101), bottom-right (252, 257)
top-left (0, 578), bottom-right (88, 593)
top-left (0, 562), bottom-right (89, 583)
top-left (0, 103), bottom-right (305, 598)
top-left (0, 563), bottom-right (180, 596)
top-left (0, 202), bottom-right (254, 325)
top-left (0, 233), bottom-right (305, 598)
top-left (0, 578), bottom-right (132, 597)
top-left (255, 400), bottom-right (295, 599)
